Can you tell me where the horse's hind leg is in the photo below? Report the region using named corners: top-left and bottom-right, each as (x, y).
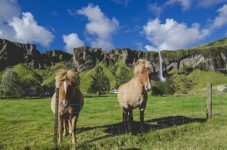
top-left (71, 115), bottom-right (78, 144)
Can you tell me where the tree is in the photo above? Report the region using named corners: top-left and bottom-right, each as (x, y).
top-left (89, 66), bottom-right (110, 97)
top-left (115, 65), bottom-right (132, 88)
top-left (1, 69), bottom-right (25, 97)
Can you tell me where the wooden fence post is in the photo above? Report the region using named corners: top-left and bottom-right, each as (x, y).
top-left (206, 83), bottom-right (212, 119)
top-left (54, 88), bottom-right (59, 146)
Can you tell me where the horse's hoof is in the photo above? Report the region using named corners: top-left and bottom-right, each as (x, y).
top-left (140, 127), bottom-right (145, 133)
top-left (69, 130), bottom-right (72, 135)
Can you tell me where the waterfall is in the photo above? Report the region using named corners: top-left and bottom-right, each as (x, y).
top-left (159, 50), bottom-right (166, 82)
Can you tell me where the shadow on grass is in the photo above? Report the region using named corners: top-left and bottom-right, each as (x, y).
top-left (78, 115), bottom-right (206, 142)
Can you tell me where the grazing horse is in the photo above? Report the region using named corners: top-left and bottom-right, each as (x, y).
top-left (51, 69), bottom-right (84, 144)
top-left (117, 59), bottom-right (152, 132)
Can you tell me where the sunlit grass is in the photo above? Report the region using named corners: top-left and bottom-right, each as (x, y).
top-left (0, 94), bottom-right (227, 149)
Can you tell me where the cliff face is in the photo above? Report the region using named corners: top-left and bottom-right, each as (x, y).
top-left (73, 45), bottom-right (227, 73)
top-left (160, 46), bottom-right (227, 73)
top-left (1, 38), bottom-right (227, 73)
top-left (0, 39), bottom-right (72, 69)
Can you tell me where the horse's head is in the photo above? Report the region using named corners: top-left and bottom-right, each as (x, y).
top-left (134, 59), bottom-right (152, 91)
top-left (55, 69), bottom-right (77, 108)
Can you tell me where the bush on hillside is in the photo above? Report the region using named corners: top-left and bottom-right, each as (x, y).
top-left (21, 78), bottom-right (42, 96)
top-left (152, 80), bottom-right (175, 96)
top-left (1, 69), bottom-right (26, 97)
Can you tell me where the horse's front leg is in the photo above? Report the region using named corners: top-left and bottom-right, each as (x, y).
top-left (63, 119), bottom-right (67, 136)
top-left (122, 108), bottom-right (128, 131)
top-left (128, 109), bottom-right (133, 133)
top-left (71, 115), bottom-right (78, 144)
top-left (68, 118), bottom-right (72, 135)
top-left (58, 116), bottom-right (63, 143)
top-left (140, 109), bottom-right (145, 133)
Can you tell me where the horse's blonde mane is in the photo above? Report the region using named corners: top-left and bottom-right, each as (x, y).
top-left (55, 69), bottom-right (77, 88)
top-left (134, 59), bottom-right (152, 75)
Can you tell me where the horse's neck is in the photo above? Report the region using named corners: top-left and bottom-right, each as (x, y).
top-left (130, 75), bottom-right (143, 91)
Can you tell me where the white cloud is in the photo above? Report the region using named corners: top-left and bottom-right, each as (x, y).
top-left (8, 12), bottom-right (54, 47)
top-left (78, 4), bottom-right (119, 50)
top-left (67, 9), bottom-right (77, 17)
top-left (63, 33), bottom-right (84, 53)
top-left (0, 0), bottom-right (20, 21)
top-left (145, 45), bottom-right (158, 51)
top-left (166, 0), bottom-right (191, 10)
top-left (0, 0), bottom-right (54, 47)
top-left (143, 18), bottom-right (209, 51)
top-left (197, 0), bottom-right (227, 8)
top-left (212, 4), bottom-right (227, 28)
top-left (148, 3), bottom-right (162, 16)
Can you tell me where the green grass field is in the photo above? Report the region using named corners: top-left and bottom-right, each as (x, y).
top-left (0, 94), bottom-right (227, 150)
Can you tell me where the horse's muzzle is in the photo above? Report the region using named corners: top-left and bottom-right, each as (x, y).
top-left (60, 100), bottom-right (69, 108)
top-left (145, 85), bottom-right (152, 91)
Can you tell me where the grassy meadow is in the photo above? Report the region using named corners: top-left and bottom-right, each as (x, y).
top-left (0, 93), bottom-right (227, 150)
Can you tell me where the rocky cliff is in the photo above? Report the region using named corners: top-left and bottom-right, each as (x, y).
top-left (1, 38), bottom-right (227, 74)
top-left (73, 42), bottom-right (227, 74)
top-left (0, 39), bottom-right (72, 69)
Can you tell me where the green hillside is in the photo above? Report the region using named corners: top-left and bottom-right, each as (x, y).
top-left (170, 69), bottom-right (227, 95)
top-left (0, 38), bottom-right (227, 95)
top-left (12, 64), bottom-right (42, 82)
top-left (195, 38), bottom-right (227, 49)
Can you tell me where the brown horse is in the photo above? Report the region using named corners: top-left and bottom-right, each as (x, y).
top-left (51, 69), bottom-right (84, 144)
top-left (117, 59), bottom-right (152, 132)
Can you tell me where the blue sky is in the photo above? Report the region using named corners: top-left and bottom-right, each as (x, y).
top-left (0, 0), bottom-right (227, 53)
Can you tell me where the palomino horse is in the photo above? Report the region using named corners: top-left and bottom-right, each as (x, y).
top-left (51, 69), bottom-right (84, 144)
top-left (117, 59), bottom-right (152, 132)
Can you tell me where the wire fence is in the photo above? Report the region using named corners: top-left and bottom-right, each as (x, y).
top-left (52, 83), bottom-right (213, 146)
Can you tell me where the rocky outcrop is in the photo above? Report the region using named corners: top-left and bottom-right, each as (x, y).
top-left (73, 47), bottom-right (145, 71)
top-left (1, 38), bottom-right (227, 74)
top-left (73, 45), bottom-right (227, 74)
top-left (44, 50), bottom-right (72, 66)
top-left (0, 39), bottom-right (43, 69)
top-left (0, 39), bottom-right (72, 69)
top-left (73, 46), bottom-right (104, 71)
top-left (160, 46), bottom-right (227, 73)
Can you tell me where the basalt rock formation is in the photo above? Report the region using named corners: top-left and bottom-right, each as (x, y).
top-left (1, 38), bottom-right (227, 74)
top-left (0, 39), bottom-right (72, 69)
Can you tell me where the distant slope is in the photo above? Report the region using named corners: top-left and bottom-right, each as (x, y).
top-left (80, 63), bottom-right (117, 92)
top-left (170, 69), bottom-right (227, 95)
top-left (12, 64), bottom-right (42, 82)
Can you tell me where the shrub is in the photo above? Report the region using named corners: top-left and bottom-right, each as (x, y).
top-left (152, 80), bottom-right (175, 96)
top-left (1, 69), bottom-right (26, 97)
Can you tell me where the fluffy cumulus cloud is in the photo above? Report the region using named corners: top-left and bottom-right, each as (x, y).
top-left (63, 33), bottom-right (84, 53)
top-left (197, 0), bottom-right (227, 8)
top-left (78, 4), bottom-right (119, 50)
top-left (143, 18), bottom-right (209, 51)
top-left (166, 0), bottom-right (191, 10)
top-left (0, 0), bottom-right (20, 21)
top-left (212, 4), bottom-right (227, 28)
top-left (9, 12), bottom-right (54, 47)
top-left (0, 0), bottom-right (54, 47)
top-left (148, 3), bottom-right (162, 16)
